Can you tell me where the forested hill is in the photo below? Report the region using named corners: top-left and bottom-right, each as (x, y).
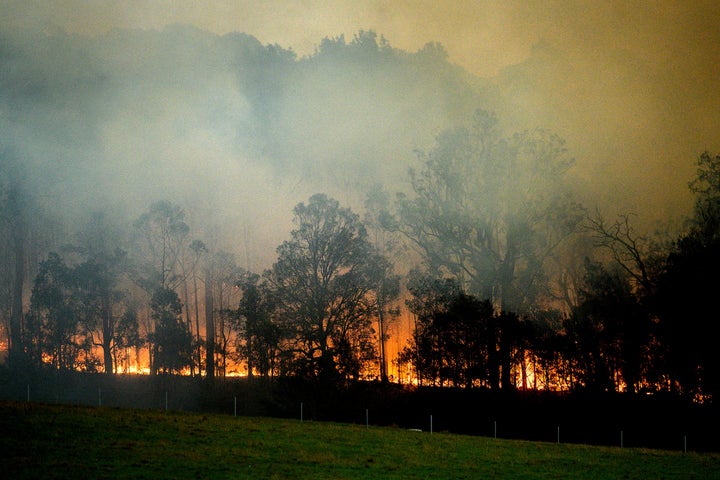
top-left (1, 26), bottom-right (498, 216)
top-left (2, 24), bottom-right (694, 248)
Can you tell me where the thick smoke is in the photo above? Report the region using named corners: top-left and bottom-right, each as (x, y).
top-left (0, 25), bottom-right (479, 271)
top-left (2, 1), bottom-right (719, 270)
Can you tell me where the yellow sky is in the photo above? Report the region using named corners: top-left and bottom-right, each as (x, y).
top-left (5, 0), bottom-right (717, 77)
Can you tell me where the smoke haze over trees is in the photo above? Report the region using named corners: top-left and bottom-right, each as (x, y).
top-left (1, 14), bottom-right (720, 402)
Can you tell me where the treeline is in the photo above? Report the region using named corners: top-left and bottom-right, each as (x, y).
top-left (3, 106), bottom-right (719, 402)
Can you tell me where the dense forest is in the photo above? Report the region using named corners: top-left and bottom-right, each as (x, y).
top-left (1, 26), bottom-right (719, 403)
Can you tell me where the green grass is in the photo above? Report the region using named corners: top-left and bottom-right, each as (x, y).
top-left (1, 401), bottom-right (718, 479)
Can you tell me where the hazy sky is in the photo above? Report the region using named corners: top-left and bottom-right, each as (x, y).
top-left (4, 1), bottom-right (718, 76)
top-left (3, 0), bottom-right (719, 238)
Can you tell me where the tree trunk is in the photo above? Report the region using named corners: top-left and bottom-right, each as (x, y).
top-left (378, 307), bottom-right (387, 382)
top-left (193, 273), bottom-right (201, 373)
top-left (9, 200), bottom-right (26, 363)
top-left (182, 277), bottom-right (194, 376)
top-left (204, 268), bottom-right (215, 379)
top-left (487, 317), bottom-right (500, 391)
top-left (102, 292), bottom-right (114, 374)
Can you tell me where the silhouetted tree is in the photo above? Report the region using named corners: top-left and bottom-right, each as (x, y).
top-left (26, 253), bottom-right (81, 370)
top-left (265, 194), bottom-right (384, 381)
top-left (566, 260), bottom-right (650, 393)
top-left (233, 272), bottom-right (282, 379)
top-left (207, 250), bottom-right (243, 376)
top-left (656, 151), bottom-right (720, 398)
top-left (585, 212), bottom-right (665, 298)
top-left (188, 239), bottom-right (208, 374)
top-left (177, 238), bottom-right (207, 377)
top-left (525, 309), bottom-right (570, 390)
top-left (400, 275), bottom-right (496, 388)
top-left (150, 286), bottom-right (192, 374)
top-left (113, 304), bottom-right (142, 373)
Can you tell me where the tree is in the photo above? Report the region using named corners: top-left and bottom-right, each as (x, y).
top-left (132, 201), bottom-right (190, 291)
top-left (366, 256), bottom-right (400, 382)
top-left (27, 244), bottom-right (138, 374)
top-left (584, 211), bottom-right (663, 298)
top-left (566, 260), bottom-right (650, 393)
top-left (364, 184), bottom-right (402, 382)
top-left (524, 309), bottom-right (571, 391)
top-left (233, 272), bottom-right (282, 379)
top-left (26, 253), bottom-right (81, 370)
top-left (655, 151), bottom-right (720, 398)
top-left (132, 201), bottom-right (191, 373)
top-left (71, 211), bottom-right (130, 374)
top-left (395, 110), bottom-right (583, 314)
top-left (393, 110), bottom-right (582, 389)
top-left (113, 304), bottom-right (143, 373)
top-left (207, 250), bottom-right (243, 377)
top-left (265, 194), bottom-right (385, 381)
top-left (188, 239), bottom-right (208, 374)
top-left (204, 261), bottom-right (215, 379)
top-left (400, 274), bottom-right (495, 388)
top-left (150, 286), bottom-right (193, 374)
top-left (0, 150), bottom-right (29, 365)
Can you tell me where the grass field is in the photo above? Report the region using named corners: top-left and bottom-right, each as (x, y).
top-left (1, 401), bottom-right (718, 479)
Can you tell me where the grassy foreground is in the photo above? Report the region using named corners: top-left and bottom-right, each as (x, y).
top-left (1, 401), bottom-right (718, 479)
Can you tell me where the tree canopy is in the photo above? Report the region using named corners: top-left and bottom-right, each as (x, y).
top-left (264, 194), bottom-right (387, 381)
top-left (395, 109), bottom-right (583, 313)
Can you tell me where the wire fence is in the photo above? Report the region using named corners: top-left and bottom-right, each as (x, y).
top-left (1, 371), bottom-right (716, 453)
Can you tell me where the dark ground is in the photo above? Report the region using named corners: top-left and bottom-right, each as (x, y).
top-left (1, 367), bottom-right (717, 452)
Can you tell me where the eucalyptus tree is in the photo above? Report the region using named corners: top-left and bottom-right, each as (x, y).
top-left (113, 304), bottom-right (143, 373)
top-left (26, 253), bottom-right (81, 370)
top-left (188, 239), bottom-right (208, 373)
top-left (233, 272), bottom-right (282, 379)
top-left (208, 250), bottom-right (244, 376)
top-left (364, 184), bottom-right (402, 382)
top-left (150, 286), bottom-right (193, 374)
top-left (132, 201), bottom-right (190, 291)
top-left (132, 201), bottom-right (192, 374)
top-left (70, 211), bottom-right (132, 374)
top-left (395, 109), bottom-right (583, 313)
top-left (265, 194), bottom-right (389, 381)
top-left (394, 109), bottom-right (583, 389)
top-left (0, 151), bottom-right (30, 364)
